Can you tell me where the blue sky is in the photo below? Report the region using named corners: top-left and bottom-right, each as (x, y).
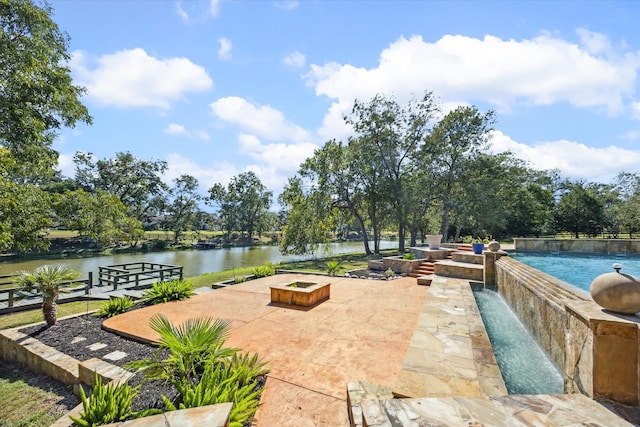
top-left (51, 0), bottom-right (640, 200)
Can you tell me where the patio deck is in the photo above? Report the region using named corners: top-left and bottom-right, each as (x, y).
top-left (103, 274), bottom-right (428, 426)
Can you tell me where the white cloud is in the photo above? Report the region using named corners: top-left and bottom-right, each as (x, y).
top-left (209, 0), bottom-right (221, 16)
top-left (193, 130), bottom-right (211, 141)
top-left (631, 102), bottom-right (640, 120)
top-left (316, 99), bottom-right (353, 142)
top-left (238, 133), bottom-right (317, 172)
top-left (577, 27), bottom-right (612, 55)
top-left (56, 153), bottom-right (75, 178)
top-left (274, 1), bottom-right (299, 11)
top-left (236, 133), bottom-right (318, 193)
top-left (218, 38), bottom-right (232, 61)
top-left (489, 130), bottom-right (640, 182)
top-left (164, 123), bottom-right (187, 135)
top-left (164, 123), bottom-right (210, 140)
top-left (210, 96), bottom-right (310, 142)
top-left (176, 2), bottom-right (189, 21)
top-left (165, 153), bottom-right (236, 191)
top-left (72, 48), bottom-right (213, 109)
top-left (307, 32), bottom-right (640, 137)
top-left (283, 50), bottom-right (306, 69)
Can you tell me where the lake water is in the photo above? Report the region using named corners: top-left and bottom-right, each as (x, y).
top-left (0, 241), bottom-right (398, 278)
top-left (510, 251), bottom-right (640, 292)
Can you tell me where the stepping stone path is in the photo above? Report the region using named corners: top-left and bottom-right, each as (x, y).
top-left (104, 350), bottom-right (128, 361)
top-left (87, 342), bottom-right (108, 351)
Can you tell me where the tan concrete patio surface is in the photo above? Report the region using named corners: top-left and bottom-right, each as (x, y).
top-left (103, 274), bottom-right (428, 426)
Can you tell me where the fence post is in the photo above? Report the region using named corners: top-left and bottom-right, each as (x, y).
top-left (179, 267), bottom-right (183, 281)
top-left (86, 272), bottom-right (93, 295)
top-left (113, 275), bottom-right (118, 291)
top-left (8, 289), bottom-right (14, 308)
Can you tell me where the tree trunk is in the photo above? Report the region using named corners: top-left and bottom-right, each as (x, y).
top-left (409, 226), bottom-right (418, 247)
top-left (398, 224), bottom-right (405, 252)
top-left (351, 209), bottom-right (371, 256)
top-left (440, 208), bottom-right (449, 244)
top-left (42, 300), bottom-right (58, 326)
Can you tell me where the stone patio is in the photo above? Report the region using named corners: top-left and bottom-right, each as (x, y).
top-left (101, 273), bottom-right (637, 426)
top-left (103, 274), bottom-right (428, 426)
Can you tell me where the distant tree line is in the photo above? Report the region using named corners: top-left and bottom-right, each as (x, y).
top-left (278, 93), bottom-right (640, 255)
top-left (2, 0), bottom-right (640, 255)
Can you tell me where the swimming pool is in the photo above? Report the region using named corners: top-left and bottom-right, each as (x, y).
top-left (510, 251), bottom-right (640, 293)
top-left (472, 286), bottom-right (563, 394)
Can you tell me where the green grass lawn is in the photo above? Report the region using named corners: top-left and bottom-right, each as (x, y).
top-left (0, 360), bottom-right (78, 427)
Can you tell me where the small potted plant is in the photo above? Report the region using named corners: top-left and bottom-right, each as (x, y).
top-left (472, 239), bottom-right (485, 255)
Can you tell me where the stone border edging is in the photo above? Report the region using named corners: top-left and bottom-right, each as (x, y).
top-left (0, 317), bottom-right (233, 427)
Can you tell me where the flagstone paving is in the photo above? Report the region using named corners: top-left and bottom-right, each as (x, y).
top-left (101, 272), bottom-right (638, 426)
top-left (104, 274), bottom-right (428, 426)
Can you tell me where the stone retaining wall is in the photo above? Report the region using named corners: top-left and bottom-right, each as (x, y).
top-left (514, 238), bottom-right (640, 254)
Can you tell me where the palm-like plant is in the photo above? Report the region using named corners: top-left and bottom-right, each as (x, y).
top-left (13, 264), bottom-right (80, 326)
top-left (127, 314), bottom-right (239, 383)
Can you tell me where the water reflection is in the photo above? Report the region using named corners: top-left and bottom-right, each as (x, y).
top-left (0, 241), bottom-right (397, 277)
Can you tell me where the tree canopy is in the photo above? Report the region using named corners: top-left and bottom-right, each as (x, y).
top-left (0, 0), bottom-right (91, 252)
top-left (208, 171), bottom-right (272, 242)
top-left (1, 0), bottom-right (91, 181)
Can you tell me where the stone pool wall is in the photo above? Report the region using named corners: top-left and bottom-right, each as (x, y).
top-left (494, 256), bottom-right (640, 406)
top-left (514, 238), bottom-right (640, 254)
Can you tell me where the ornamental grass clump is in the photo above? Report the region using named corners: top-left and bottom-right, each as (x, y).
top-left (70, 372), bottom-right (138, 427)
top-left (252, 262), bottom-right (276, 278)
top-left (142, 279), bottom-right (193, 305)
top-left (93, 296), bottom-right (134, 318)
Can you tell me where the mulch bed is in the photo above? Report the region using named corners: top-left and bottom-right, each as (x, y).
top-left (21, 314), bottom-right (175, 413)
top-left (18, 312), bottom-right (267, 423)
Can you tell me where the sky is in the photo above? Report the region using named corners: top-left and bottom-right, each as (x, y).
top-left (50, 0), bottom-right (640, 202)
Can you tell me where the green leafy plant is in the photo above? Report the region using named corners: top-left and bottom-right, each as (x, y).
top-left (142, 279), bottom-right (193, 305)
top-left (234, 276), bottom-right (247, 284)
top-left (384, 268), bottom-right (395, 278)
top-left (69, 372), bottom-right (138, 427)
top-left (252, 262), bottom-right (276, 278)
top-left (402, 253), bottom-right (416, 260)
top-left (165, 352), bottom-right (269, 427)
top-left (13, 264), bottom-right (80, 326)
top-left (93, 296), bottom-right (134, 318)
top-left (126, 314), bottom-right (239, 382)
top-left (326, 260), bottom-right (342, 276)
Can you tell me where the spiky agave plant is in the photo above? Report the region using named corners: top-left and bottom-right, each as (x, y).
top-left (13, 264), bottom-right (80, 326)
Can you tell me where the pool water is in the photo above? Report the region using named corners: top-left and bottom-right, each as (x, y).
top-left (472, 286), bottom-right (564, 394)
top-left (510, 252), bottom-right (640, 292)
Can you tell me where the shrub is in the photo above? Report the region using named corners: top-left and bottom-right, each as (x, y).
top-left (126, 314), bottom-right (239, 382)
top-left (142, 280), bottom-right (193, 305)
top-left (326, 260), bottom-right (341, 276)
top-left (402, 253), bottom-right (416, 260)
top-left (252, 262), bottom-right (275, 278)
top-left (70, 372), bottom-right (138, 427)
top-left (234, 276), bottom-right (247, 284)
top-left (125, 314), bottom-right (268, 427)
top-left (164, 352), bottom-right (269, 427)
top-left (384, 268), bottom-right (395, 278)
top-left (93, 296), bottom-right (134, 318)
